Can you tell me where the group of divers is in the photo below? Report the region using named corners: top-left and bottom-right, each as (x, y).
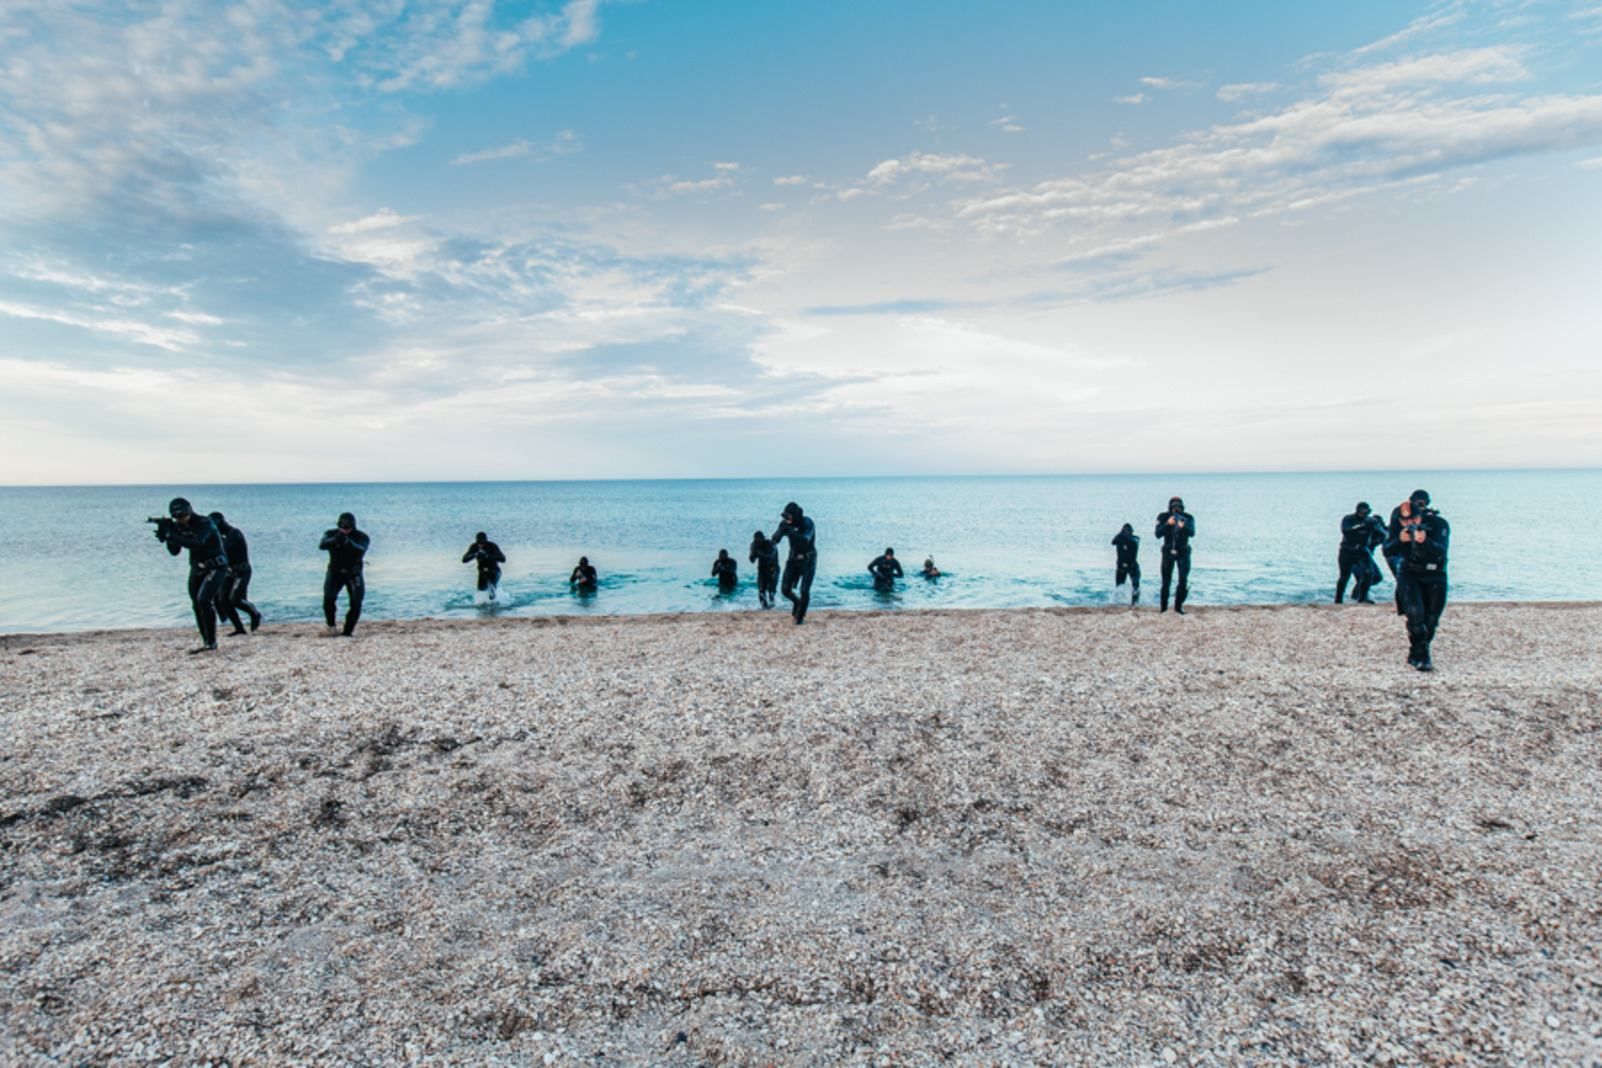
top-left (149, 489), bottom-right (1452, 672)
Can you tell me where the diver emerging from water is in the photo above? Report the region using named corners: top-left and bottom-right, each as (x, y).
top-left (462, 532), bottom-right (506, 603)
top-left (771, 502), bottom-right (818, 623)
top-left (749, 530), bottom-right (779, 608)
top-left (921, 556), bottom-right (941, 579)
top-left (1385, 489), bottom-right (1451, 671)
top-left (867, 547), bottom-right (903, 591)
top-left (711, 549), bottom-right (739, 592)
top-left (570, 556), bottom-right (599, 592)
top-left (1112, 523), bottom-right (1141, 606)
top-left (151, 497), bottom-right (229, 653)
top-left (210, 512), bottom-right (262, 635)
top-left (319, 512), bottom-right (370, 637)
top-left (1335, 502), bottom-right (1386, 604)
top-left (1155, 496), bottom-right (1195, 614)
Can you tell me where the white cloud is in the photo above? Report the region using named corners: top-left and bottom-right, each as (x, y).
top-left (0, 298), bottom-right (202, 352)
top-left (773, 175), bottom-right (809, 186)
top-left (1321, 46), bottom-right (1531, 96)
top-left (1116, 93), bottom-right (1146, 105)
top-left (1217, 82), bottom-right (1280, 102)
top-left (990, 114), bottom-right (1025, 134)
top-left (1579, 155), bottom-right (1602, 169)
top-left (451, 129), bottom-right (581, 165)
top-left (865, 152), bottom-right (1007, 186)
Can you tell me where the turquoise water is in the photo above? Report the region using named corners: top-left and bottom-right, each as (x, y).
top-left (0, 471), bottom-right (1596, 634)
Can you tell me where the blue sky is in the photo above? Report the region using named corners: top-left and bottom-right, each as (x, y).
top-left (1, 0), bottom-right (1599, 483)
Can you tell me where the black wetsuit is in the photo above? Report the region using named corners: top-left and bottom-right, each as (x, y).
top-left (164, 516), bottom-right (229, 647)
top-left (462, 541), bottom-right (506, 592)
top-left (1336, 513), bottom-right (1385, 603)
top-left (1384, 503), bottom-right (1408, 612)
top-left (320, 527), bottom-right (370, 634)
top-left (217, 524), bottom-right (262, 633)
top-left (1155, 510), bottom-right (1195, 612)
top-left (867, 554), bottom-right (903, 591)
top-left (771, 516), bottom-right (818, 622)
top-left (712, 556), bottom-right (739, 591)
top-left (1386, 508), bottom-right (1450, 666)
top-left (749, 538), bottom-right (779, 607)
top-left (1112, 530), bottom-right (1141, 603)
top-left (570, 564), bottom-right (598, 591)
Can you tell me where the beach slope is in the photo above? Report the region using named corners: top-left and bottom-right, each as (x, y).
top-left (2, 604), bottom-right (1600, 1064)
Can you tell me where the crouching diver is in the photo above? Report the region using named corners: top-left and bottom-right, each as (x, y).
top-left (319, 512), bottom-right (369, 636)
top-left (463, 532), bottom-right (506, 602)
top-left (1155, 496), bottom-right (1195, 614)
top-left (1335, 502), bottom-right (1385, 604)
top-left (570, 556), bottom-right (598, 592)
top-left (867, 547), bottom-right (903, 591)
top-left (1385, 489), bottom-right (1450, 671)
top-left (151, 498), bottom-right (229, 653)
top-left (749, 531), bottom-right (779, 608)
top-left (772, 502), bottom-right (818, 623)
top-left (1112, 523), bottom-right (1141, 606)
top-left (711, 549), bottom-right (739, 592)
top-left (210, 512), bottom-right (262, 635)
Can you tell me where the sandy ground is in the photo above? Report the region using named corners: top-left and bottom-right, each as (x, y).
top-left (1, 603), bottom-right (1600, 1066)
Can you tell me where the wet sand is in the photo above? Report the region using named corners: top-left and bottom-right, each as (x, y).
top-left (2, 603), bottom-right (1600, 1065)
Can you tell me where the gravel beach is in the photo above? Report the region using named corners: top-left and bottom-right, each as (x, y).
top-left (2, 604), bottom-right (1600, 1066)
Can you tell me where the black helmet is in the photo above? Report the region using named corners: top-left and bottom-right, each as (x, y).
top-left (208, 511), bottom-right (228, 529)
top-left (884, 547), bottom-right (894, 556)
top-left (1168, 496), bottom-right (1184, 508)
top-left (782, 501), bottom-right (803, 521)
top-left (338, 512), bottom-right (356, 529)
top-left (167, 497), bottom-right (192, 519)
top-left (1409, 489), bottom-right (1430, 506)
top-left (475, 531), bottom-right (487, 541)
top-left (1355, 501), bottom-right (1370, 514)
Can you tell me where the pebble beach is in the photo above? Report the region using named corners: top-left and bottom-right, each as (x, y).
top-left (2, 603), bottom-right (1600, 1065)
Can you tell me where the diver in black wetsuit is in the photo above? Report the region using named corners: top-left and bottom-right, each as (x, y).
top-left (209, 512), bottom-right (262, 635)
top-left (1335, 502), bottom-right (1386, 604)
top-left (1155, 496), bottom-right (1195, 614)
top-left (462, 532), bottom-right (506, 601)
top-left (921, 557), bottom-right (940, 579)
top-left (1112, 523), bottom-right (1141, 605)
top-left (570, 556), bottom-right (598, 592)
top-left (1384, 490), bottom-right (1450, 671)
top-left (749, 531), bottom-right (779, 608)
top-left (771, 502), bottom-right (818, 623)
top-left (319, 512), bottom-right (370, 636)
top-left (711, 549), bottom-right (739, 592)
top-left (152, 497), bottom-right (229, 653)
top-left (867, 547), bottom-right (903, 591)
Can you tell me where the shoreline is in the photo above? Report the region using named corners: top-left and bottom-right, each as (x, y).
top-left (3, 603), bottom-right (1600, 1063)
top-left (4, 597), bottom-right (1601, 645)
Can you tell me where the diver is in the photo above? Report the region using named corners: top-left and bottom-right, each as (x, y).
top-left (867, 547), bottom-right (903, 591)
top-left (921, 556), bottom-right (941, 579)
top-left (210, 512), bottom-right (263, 635)
top-left (151, 497), bottom-right (229, 653)
top-left (1112, 523), bottom-right (1141, 606)
top-left (1155, 496), bottom-right (1195, 614)
top-left (570, 556), bottom-right (599, 593)
top-left (319, 512), bottom-right (370, 637)
top-left (1335, 502), bottom-right (1385, 604)
top-left (749, 530), bottom-right (780, 608)
top-left (771, 501), bottom-right (818, 623)
top-left (711, 549), bottom-right (739, 592)
top-left (1384, 489), bottom-right (1450, 671)
top-left (462, 532), bottom-right (506, 603)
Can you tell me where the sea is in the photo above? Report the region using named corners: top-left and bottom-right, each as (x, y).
top-left (1, 470), bottom-right (1596, 634)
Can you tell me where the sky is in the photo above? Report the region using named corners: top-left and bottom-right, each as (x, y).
top-left (1, 0), bottom-right (1600, 484)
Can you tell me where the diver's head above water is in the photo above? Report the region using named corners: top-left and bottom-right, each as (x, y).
top-left (1355, 502), bottom-right (1371, 517)
top-left (718, 549), bottom-right (730, 561)
top-left (1120, 522), bottom-right (1134, 536)
top-left (578, 556), bottom-right (589, 567)
top-left (883, 547), bottom-right (895, 558)
top-left (781, 501), bottom-right (803, 523)
top-left (1168, 496), bottom-right (1185, 513)
top-left (338, 512), bottom-right (356, 532)
top-left (475, 531), bottom-right (487, 543)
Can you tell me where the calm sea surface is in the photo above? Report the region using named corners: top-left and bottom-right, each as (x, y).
top-left (1, 471), bottom-right (1596, 634)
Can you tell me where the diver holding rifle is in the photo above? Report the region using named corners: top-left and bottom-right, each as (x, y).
top-left (148, 497), bottom-right (228, 654)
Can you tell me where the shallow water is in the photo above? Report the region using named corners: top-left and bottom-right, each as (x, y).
top-left (1, 470), bottom-right (1596, 633)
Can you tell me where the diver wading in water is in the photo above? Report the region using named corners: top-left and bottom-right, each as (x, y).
top-left (570, 557), bottom-right (598, 593)
top-left (867, 548), bottom-right (903, 591)
top-left (1112, 523), bottom-right (1141, 606)
top-left (1335, 502), bottom-right (1385, 604)
top-left (1155, 496), bottom-right (1195, 614)
top-left (150, 497), bottom-right (229, 653)
top-left (210, 512), bottom-right (262, 635)
top-left (1385, 489), bottom-right (1450, 671)
top-left (711, 549), bottom-right (739, 592)
top-left (319, 512), bottom-right (370, 636)
top-left (749, 531), bottom-right (779, 608)
top-left (462, 532), bottom-right (506, 603)
top-left (771, 502), bottom-right (818, 623)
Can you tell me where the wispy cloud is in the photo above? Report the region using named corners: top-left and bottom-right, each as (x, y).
top-left (451, 129), bottom-right (581, 165)
top-left (1217, 82), bottom-right (1280, 102)
top-left (1115, 93), bottom-right (1147, 105)
top-left (991, 114), bottom-right (1025, 134)
top-left (865, 152), bottom-right (1007, 186)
